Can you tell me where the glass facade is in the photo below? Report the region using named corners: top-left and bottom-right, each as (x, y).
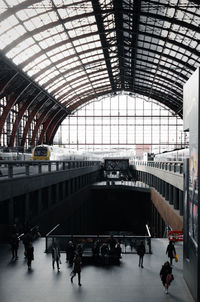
top-left (54, 93), bottom-right (188, 155)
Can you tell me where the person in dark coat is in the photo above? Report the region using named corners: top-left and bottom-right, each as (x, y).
top-left (166, 241), bottom-right (176, 265)
top-left (26, 242), bottom-right (34, 270)
top-left (52, 243), bottom-right (61, 271)
top-left (160, 261), bottom-right (173, 294)
top-left (70, 252), bottom-right (82, 286)
top-left (22, 230), bottom-right (33, 258)
top-left (115, 242), bottom-right (122, 259)
top-left (10, 232), bottom-right (19, 260)
top-left (137, 241), bottom-right (146, 268)
top-left (66, 241), bottom-right (75, 266)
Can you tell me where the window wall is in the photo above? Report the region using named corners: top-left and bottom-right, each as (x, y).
top-left (54, 93), bottom-right (188, 155)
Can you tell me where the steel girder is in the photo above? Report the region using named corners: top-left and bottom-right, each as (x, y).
top-left (1, 0), bottom-right (200, 147)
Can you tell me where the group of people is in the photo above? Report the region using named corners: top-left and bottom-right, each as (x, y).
top-left (160, 241), bottom-right (177, 294)
top-left (9, 229), bottom-right (34, 270)
top-left (52, 241), bottom-right (82, 286)
top-left (136, 240), bottom-right (177, 295)
top-left (92, 236), bottom-right (122, 263)
top-left (10, 229), bottom-right (177, 293)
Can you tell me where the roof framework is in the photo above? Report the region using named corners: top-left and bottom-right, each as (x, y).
top-left (0, 0), bottom-right (200, 146)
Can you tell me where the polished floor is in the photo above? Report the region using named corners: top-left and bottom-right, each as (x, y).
top-left (0, 238), bottom-right (194, 302)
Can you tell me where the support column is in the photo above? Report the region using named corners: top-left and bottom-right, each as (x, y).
top-left (47, 186), bottom-right (51, 208)
top-left (179, 190), bottom-right (183, 216)
top-left (169, 184), bottom-right (173, 205)
top-left (162, 180), bottom-right (165, 197)
top-left (8, 198), bottom-right (14, 224)
top-left (24, 193), bottom-right (30, 221)
top-left (38, 189), bottom-right (42, 214)
top-left (165, 182), bottom-right (169, 201)
top-left (173, 187), bottom-right (179, 210)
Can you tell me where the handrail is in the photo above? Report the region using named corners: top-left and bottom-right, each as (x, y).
top-left (46, 224), bottom-right (60, 237)
top-left (131, 160), bottom-right (183, 174)
top-left (0, 160), bottom-right (101, 179)
top-left (45, 225), bottom-right (152, 254)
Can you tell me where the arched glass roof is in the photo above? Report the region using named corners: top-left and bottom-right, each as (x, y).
top-left (0, 0), bottom-right (200, 117)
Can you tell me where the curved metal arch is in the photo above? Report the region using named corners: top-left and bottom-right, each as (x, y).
top-left (43, 56), bottom-right (114, 92)
top-left (19, 35), bottom-right (101, 70)
top-left (8, 89), bottom-right (42, 147)
top-left (54, 75), bottom-right (111, 105)
top-left (45, 111), bottom-right (67, 144)
top-left (33, 48), bottom-right (109, 86)
top-left (134, 59), bottom-right (187, 87)
top-left (20, 96), bottom-right (51, 146)
top-left (134, 76), bottom-right (182, 104)
top-left (67, 87), bottom-right (113, 112)
top-left (48, 114), bottom-right (67, 145)
top-left (124, 29), bottom-right (200, 61)
top-left (50, 68), bottom-right (109, 96)
top-left (31, 103), bottom-right (58, 146)
top-left (61, 83), bottom-right (112, 108)
top-left (38, 108), bottom-right (64, 145)
top-left (0, 81), bottom-right (32, 138)
top-left (135, 44), bottom-right (196, 74)
top-left (133, 86), bottom-right (182, 116)
top-left (0, 0), bottom-right (42, 22)
top-left (31, 46), bottom-right (103, 81)
top-left (3, 11), bottom-right (99, 54)
top-left (134, 71), bottom-right (183, 98)
top-left (141, 11), bottom-right (200, 35)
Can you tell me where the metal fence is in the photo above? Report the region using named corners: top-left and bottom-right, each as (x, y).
top-left (45, 224), bottom-right (152, 255)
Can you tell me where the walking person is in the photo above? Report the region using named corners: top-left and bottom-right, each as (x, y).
top-left (166, 241), bottom-right (176, 266)
top-left (137, 241), bottom-right (145, 268)
top-left (160, 261), bottom-right (174, 294)
top-left (22, 230), bottom-right (33, 258)
top-left (52, 243), bottom-right (61, 271)
top-left (10, 232), bottom-right (19, 260)
top-left (26, 242), bottom-right (34, 270)
top-left (66, 241), bottom-right (75, 266)
top-left (70, 252), bottom-right (82, 286)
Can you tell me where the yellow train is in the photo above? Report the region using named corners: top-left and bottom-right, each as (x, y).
top-left (32, 145), bottom-right (96, 161)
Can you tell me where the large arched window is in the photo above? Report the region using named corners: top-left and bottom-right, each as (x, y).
top-left (54, 93), bottom-right (188, 155)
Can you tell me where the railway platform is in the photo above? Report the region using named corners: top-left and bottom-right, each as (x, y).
top-left (0, 238), bottom-right (194, 302)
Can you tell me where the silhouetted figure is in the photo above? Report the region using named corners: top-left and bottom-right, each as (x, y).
top-left (109, 235), bottom-right (117, 255)
top-left (66, 241), bottom-right (75, 266)
top-left (166, 241), bottom-right (176, 265)
top-left (52, 243), bottom-right (61, 271)
top-left (77, 244), bottom-right (83, 258)
top-left (71, 252), bottom-right (82, 286)
top-left (160, 261), bottom-right (174, 294)
top-left (92, 239), bottom-right (100, 259)
top-left (137, 241), bottom-right (146, 268)
top-left (26, 242), bottom-right (34, 270)
top-left (115, 242), bottom-right (122, 259)
top-left (10, 232), bottom-right (19, 260)
top-left (22, 230), bottom-right (33, 258)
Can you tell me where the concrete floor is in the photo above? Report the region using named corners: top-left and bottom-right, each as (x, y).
top-left (0, 238), bottom-right (194, 302)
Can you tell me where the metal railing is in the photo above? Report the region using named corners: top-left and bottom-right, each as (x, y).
top-left (0, 160), bottom-right (101, 179)
top-left (131, 161), bottom-right (183, 174)
top-left (45, 224), bottom-right (152, 254)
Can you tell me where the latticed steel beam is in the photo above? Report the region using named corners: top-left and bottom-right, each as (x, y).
top-left (113, 0), bottom-right (125, 90)
top-left (91, 0), bottom-right (116, 91)
top-left (131, 0), bottom-right (141, 91)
